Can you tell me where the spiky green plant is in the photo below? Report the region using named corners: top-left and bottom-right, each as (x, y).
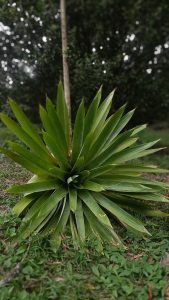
top-left (0, 83), bottom-right (168, 249)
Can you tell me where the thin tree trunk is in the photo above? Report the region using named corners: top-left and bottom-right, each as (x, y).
top-left (60, 0), bottom-right (71, 126)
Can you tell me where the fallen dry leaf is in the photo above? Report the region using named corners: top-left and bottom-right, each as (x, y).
top-left (24, 279), bottom-right (41, 291)
top-left (147, 282), bottom-right (153, 300)
top-left (165, 282), bottom-right (169, 300)
top-left (125, 252), bottom-right (144, 260)
top-left (52, 276), bottom-right (64, 282)
top-left (85, 283), bottom-right (96, 290)
top-left (161, 253), bottom-right (169, 266)
top-left (47, 260), bottom-right (63, 266)
top-left (48, 272), bottom-right (64, 282)
top-left (0, 205), bottom-right (8, 215)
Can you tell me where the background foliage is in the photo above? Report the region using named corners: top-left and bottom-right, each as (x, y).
top-left (0, 0), bottom-right (169, 123)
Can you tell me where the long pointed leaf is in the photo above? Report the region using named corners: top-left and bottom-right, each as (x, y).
top-left (43, 132), bottom-right (69, 169)
top-left (7, 179), bottom-right (59, 194)
top-left (83, 86), bottom-right (102, 139)
top-left (0, 113), bottom-right (52, 162)
top-left (94, 193), bottom-right (149, 234)
top-left (69, 189), bottom-right (77, 212)
top-left (79, 190), bottom-right (112, 227)
top-left (18, 189), bottom-right (66, 239)
top-left (56, 81), bottom-right (70, 147)
top-left (71, 100), bottom-right (85, 164)
top-left (9, 99), bottom-right (45, 148)
top-left (75, 199), bottom-right (85, 242)
top-left (85, 104), bottom-right (127, 162)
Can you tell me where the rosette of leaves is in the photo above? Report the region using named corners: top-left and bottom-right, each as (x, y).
top-left (0, 83), bottom-right (168, 249)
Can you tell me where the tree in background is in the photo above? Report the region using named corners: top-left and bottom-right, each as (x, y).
top-left (0, 0), bottom-right (61, 120)
top-left (0, 0), bottom-right (169, 124)
top-left (60, 0), bottom-right (71, 124)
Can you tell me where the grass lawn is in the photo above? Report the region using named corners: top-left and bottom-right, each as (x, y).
top-left (140, 127), bottom-right (169, 147)
top-left (140, 127), bottom-right (169, 169)
top-left (0, 127), bottom-right (169, 300)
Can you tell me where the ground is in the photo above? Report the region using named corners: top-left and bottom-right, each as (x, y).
top-left (0, 127), bottom-right (169, 300)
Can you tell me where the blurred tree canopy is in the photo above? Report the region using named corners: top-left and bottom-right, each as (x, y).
top-left (0, 0), bottom-right (169, 124)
